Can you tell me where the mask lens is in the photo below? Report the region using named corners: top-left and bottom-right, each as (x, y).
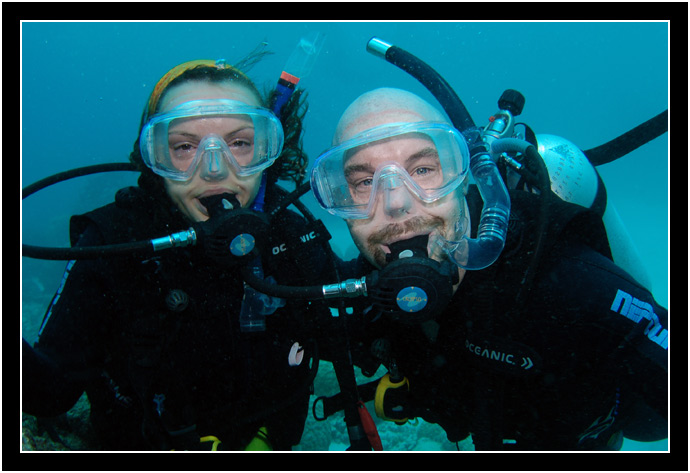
top-left (166, 117), bottom-right (202, 172)
top-left (140, 100), bottom-right (284, 181)
top-left (311, 122), bottom-right (469, 218)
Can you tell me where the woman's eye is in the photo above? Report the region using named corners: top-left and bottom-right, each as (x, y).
top-left (228, 138), bottom-right (252, 148)
top-left (173, 143), bottom-right (195, 152)
top-left (171, 143), bottom-right (197, 158)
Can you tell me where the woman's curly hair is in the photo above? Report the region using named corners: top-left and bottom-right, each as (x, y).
top-left (129, 45), bottom-right (309, 214)
top-left (265, 87), bottom-right (309, 186)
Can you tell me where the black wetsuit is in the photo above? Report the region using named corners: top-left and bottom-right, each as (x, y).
top-left (22, 186), bottom-right (335, 450)
top-left (341, 187), bottom-right (668, 450)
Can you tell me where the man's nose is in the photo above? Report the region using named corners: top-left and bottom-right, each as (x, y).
top-left (381, 174), bottom-right (413, 218)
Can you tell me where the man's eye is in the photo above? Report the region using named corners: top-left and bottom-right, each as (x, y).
top-left (410, 165), bottom-right (441, 182)
top-left (355, 177), bottom-right (373, 189)
top-left (349, 176), bottom-right (374, 199)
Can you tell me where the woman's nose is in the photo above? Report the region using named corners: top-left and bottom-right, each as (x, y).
top-left (199, 143), bottom-right (230, 181)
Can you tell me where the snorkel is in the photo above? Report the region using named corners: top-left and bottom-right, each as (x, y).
top-left (366, 38), bottom-right (510, 270)
top-left (272, 31), bottom-right (325, 117)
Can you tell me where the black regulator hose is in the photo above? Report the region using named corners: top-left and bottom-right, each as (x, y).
top-left (22, 240), bottom-right (154, 261)
top-left (268, 181), bottom-right (312, 219)
top-left (22, 162), bottom-right (136, 199)
top-left (21, 163), bottom-right (311, 261)
top-left (584, 109), bottom-right (668, 166)
top-left (22, 163), bottom-right (149, 260)
top-left (269, 185), bottom-right (373, 449)
top-left (240, 265), bottom-right (325, 299)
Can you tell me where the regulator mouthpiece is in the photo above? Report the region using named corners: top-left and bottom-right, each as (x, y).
top-left (199, 193), bottom-right (241, 218)
top-left (386, 234), bottom-right (430, 262)
top-left (367, 234), bottom-right (458, 324)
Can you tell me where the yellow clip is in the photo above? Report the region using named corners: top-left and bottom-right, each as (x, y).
top-left (374, 373), bottom-right (411, 425)
top-left (245, 426), bottom-right (272, 451)
top-left (200, 435), bottom-right (222, 451)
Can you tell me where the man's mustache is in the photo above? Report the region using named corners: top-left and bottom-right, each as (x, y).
top-left (367, 215), bottom-right (445, 246)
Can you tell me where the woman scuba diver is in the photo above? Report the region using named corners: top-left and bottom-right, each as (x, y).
top-left (22, 43), bottom-right (336, 451)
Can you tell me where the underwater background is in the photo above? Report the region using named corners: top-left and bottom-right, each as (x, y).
top-left (21, 21), bottom-right (669, 451)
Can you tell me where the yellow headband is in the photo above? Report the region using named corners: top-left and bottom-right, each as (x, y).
top-left (145, 59), bottom-right (251, 119)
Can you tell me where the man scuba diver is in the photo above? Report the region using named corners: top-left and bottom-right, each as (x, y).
top-left (307, 38), bottom-right (668, 451)
top-left (311, 85), bottom-right (668, 450)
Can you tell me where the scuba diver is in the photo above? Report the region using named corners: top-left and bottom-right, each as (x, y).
top-left (306, 38), bottom-right (668, 450)
top-left (22, 42), bottom-right (337, 451)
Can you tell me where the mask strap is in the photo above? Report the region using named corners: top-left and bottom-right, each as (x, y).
top-left (144, 59), bottom-right (252, 121)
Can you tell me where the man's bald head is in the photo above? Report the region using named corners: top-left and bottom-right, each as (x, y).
top-left (333, 88), bottom-right (448, 145)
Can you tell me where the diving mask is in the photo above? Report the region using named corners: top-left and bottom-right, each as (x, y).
top-left (140, 99), bottom-right (284, 181)
top-left (310, 122), bottom-right (470, 219)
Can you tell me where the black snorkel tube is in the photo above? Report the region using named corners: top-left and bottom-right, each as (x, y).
top-left (367, 37), bottom-right (511, 271)
top-left (366, 38), bottom-right (476, 133)
top-left (367, 39), bottom-right (511, 264)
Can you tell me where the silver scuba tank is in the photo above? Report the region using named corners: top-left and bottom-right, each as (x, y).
top-left (536, 134), bottom-right (653, 290)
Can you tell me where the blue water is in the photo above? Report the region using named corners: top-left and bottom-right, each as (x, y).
top-left (21, 21), bottom-right (669, 451)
